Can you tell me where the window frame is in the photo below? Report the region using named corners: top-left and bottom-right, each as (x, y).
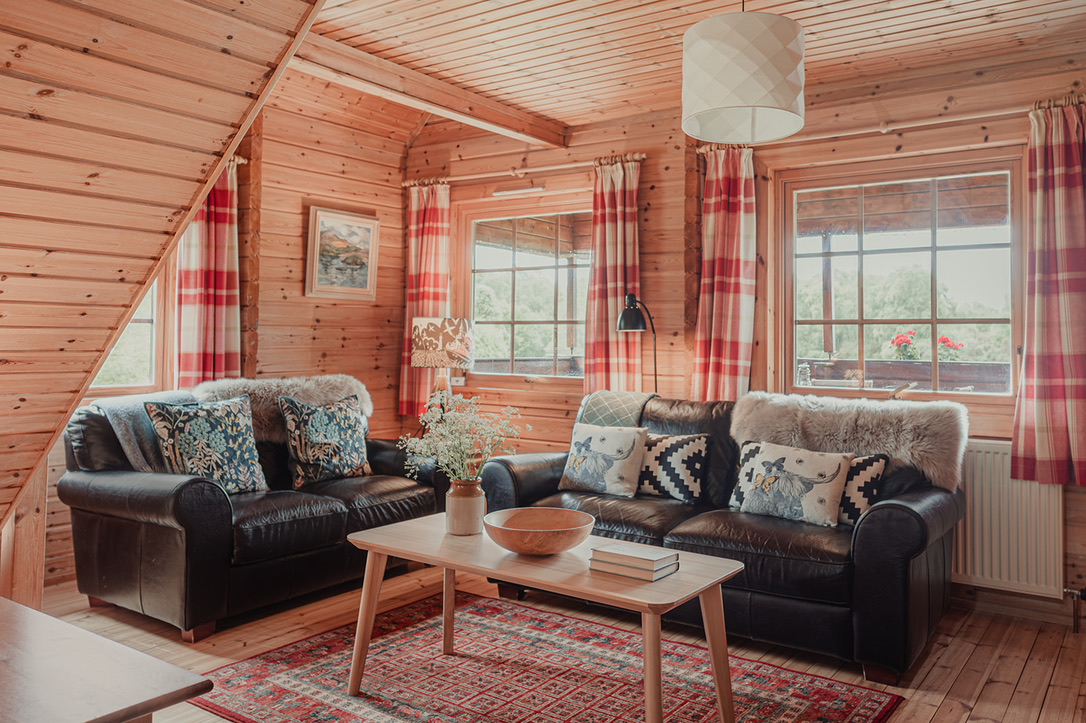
top-left (774, 147), bottom-right (1026, 436)
top-left (453, 194), bottom-right (593, 393)
top-left (89, 255), bottom-right (176, 396)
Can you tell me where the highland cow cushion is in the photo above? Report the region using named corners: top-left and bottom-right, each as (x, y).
top-left (144, 394), bottom-right (267, 494)
top-left (558, 423), bottom-right (648, 498)
top-left (279, 394), bottom-right (372, 488)
top-left (733, 441), bottom-right (853, 527)
top-left (637, 433), bottom-right (708, 504)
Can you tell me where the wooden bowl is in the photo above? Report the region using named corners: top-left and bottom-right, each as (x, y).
top-left (483, 508), bottom-right (595, 555)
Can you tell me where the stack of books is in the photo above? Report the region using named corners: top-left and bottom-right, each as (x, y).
top-left (589, 542), bottom-right (679, 581)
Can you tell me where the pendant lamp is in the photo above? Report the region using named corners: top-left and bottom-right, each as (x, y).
top-left (681, 11), bottom-right (806, 144)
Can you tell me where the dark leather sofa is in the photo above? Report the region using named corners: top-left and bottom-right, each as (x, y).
top-left (481, 394), bottom-right (967, 683)
top-left (57, 393), bottom-right (436, 642)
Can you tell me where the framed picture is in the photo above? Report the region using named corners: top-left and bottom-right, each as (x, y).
top-left (305, 206), bottom-right (380, 300)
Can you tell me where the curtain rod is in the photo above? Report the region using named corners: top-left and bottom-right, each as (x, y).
top-left (402, 152), bottom-right (646, 188)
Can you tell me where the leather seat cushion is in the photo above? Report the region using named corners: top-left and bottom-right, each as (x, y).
top-left (534, 492), bottom-right (708, 546)
top-left (664, 509), bottom-right (853, 605)
top-left (304, 476), bottom-right (436, 532)
top-left (230, 490), bottom-right (348, 565)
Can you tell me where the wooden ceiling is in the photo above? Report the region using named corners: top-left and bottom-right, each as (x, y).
top-left (0, 0), bottom-right (324, 528)
top-left (312, 0), bottom-right (1086, 129)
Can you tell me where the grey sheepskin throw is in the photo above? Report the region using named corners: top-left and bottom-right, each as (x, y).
top-left (731, 392), bottom-right (968, 491)
top-left (193, 374), bottom-right (373, 444)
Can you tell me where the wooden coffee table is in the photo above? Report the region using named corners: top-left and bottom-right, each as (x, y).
top-left (0, 596), bottom-right (212, 722)
top-left (347, 513), bottom-right (744, 723)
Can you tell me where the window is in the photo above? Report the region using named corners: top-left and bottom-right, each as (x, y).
top-left (91, 259), bottom-right (175, 392)
top-left (469, 210), bottom-right (592, 377)
top-left (783, 153), bottom-right (1020, 398)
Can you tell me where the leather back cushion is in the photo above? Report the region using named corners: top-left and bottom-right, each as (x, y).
top-left (639, 398), bottom-right (738, 509)
top-left (65, 406), bottom-right (131, 472)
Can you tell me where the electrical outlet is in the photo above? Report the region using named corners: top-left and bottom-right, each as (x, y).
top-left (449, 375), bottom-right (466, 387)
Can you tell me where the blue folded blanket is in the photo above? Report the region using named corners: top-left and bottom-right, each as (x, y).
top-left (92, 390), bottom-right (195, 472)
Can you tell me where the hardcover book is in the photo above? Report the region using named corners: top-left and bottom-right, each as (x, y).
top-left (590, 558), bottom-right (680, 582)
top-left (590, 542), bottom-right (679, 570)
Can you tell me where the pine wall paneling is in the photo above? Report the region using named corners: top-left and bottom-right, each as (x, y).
top-left (0, 0), bottom-right (326, 601)
top-left (245, 69), bottom-right (424, 440)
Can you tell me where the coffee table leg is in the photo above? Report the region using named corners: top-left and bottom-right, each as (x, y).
top-left (348, 551), bottom-right (388, 696)
top-left (699, 584), bottom-right (735, 723)
top-left (641, 611), bottom-right (663, 723)
top-left (443, 567), bottom-right (455, 654)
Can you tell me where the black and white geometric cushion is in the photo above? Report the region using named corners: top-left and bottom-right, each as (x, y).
top-left (837, 454), bottom-right (890, 526)
top-left (637, 433), bottom-right (708, 504)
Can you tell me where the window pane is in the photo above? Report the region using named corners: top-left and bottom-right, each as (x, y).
top-left (864, 323), bottom-right (933, 391)
top-left (559, 212), bottom-right (592, 264)
top-left (795, 324), bottom-right (859, 387)
top-left (93, 282), bottom-right (156, 388)
top-left (937, 247), bottom-right (1011, 318)
top-left (795, 256), bottom-right (858, 321)
top-left (795, 187), bottom-right (859, 253)
top-left (936, 173), bottom-right (1009, 243)
top-left (514, 217), bottom-right (557, 267)
top-left (936, 323), bottom-right (1012, 393)
top-left (558, 323), bottom-right (585, 376)
top-left (557, 265), bottom-right (590, 321)
top-left (473, 219), bottom-right (514, 269)
top-left (514, 324), bottom-right (555, 375)
top-left (514, 268), bottom-right (555, 321)
top-left (473, 324), bottom-right (511, 374)
top-left (863, 180), bottom-right (931, 249)
top-left (473, 271), bottom-right (512, 321)
top-left (863, 251), bottom-right (931, 319)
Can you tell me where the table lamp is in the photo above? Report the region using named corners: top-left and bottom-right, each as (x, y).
top-left (410, 317), bottom-right (475, 400)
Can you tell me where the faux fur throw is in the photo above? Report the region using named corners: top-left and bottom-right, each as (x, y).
top-left (730, 392), bottom-right (968, 491)
top-left (193, 374), bottom-right (373, 444)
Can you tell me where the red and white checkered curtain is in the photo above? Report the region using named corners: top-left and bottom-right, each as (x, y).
top-left (399, 183), bottom-right (451, 417)
top-left (691, 147), bottom-right (757, 401)
top-left (176, 161), bottom-right (241, 388)
top-left (1011, 101), bottom-right (1086, 486)
top-left (585, 156), bottom-right (642, 393)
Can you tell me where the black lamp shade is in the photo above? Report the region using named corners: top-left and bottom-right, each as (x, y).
top-left (617, 293), bottom-right (647, 332)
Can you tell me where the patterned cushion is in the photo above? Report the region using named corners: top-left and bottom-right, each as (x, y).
top-left (558, 423), bottom-right (648, 498)
top-left (732, 441), bottom-right (853, 527)
top-left (144, 394), bottom-right (267, 495)
top-left (279, 394), bottom-right (371, 488)
top-left (637, 433), bottom-right (708, 504)
top-left (838, 454), bottom-right (890, 525)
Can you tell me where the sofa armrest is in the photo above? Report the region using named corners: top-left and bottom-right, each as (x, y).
top-left (851, 487), bottom-right (966, 673)
top-left (57, 469), bottom-right (231, 529)
top-left (57, 469), bottom-right (234, 632)
top-left (480, 452), bottom-right (569, 511)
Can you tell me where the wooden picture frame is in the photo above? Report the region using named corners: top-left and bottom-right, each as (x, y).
top-left (305, 206), bottom-right (380, 300)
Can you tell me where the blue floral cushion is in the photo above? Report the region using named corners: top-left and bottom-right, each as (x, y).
top-left (144, 394), bottom-right (267, 494)
top-left (279, 394), bottom-right (371, 488)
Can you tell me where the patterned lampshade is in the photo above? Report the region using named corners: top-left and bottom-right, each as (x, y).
top-left (681, 11), bottom-right (805, 144)
top-left (410, 317), bottom-right (474, 370)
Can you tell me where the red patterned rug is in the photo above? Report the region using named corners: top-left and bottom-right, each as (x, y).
top-left (194, 594), bottom-right (901, 722)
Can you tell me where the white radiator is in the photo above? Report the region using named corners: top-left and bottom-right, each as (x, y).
top-left (951, 439), bottom-right (1064, 599)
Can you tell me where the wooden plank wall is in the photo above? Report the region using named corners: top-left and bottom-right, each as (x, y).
top-left (243, 69), bottom-right (425, 439)
top-left (405, 110), bottom-right (695, 451)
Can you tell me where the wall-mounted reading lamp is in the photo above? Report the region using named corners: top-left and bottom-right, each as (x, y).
top-left (616, 293), bottom-right (657, 393)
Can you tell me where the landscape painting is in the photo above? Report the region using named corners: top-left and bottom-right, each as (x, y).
top-left (305, 206), bottom-right (380, 300)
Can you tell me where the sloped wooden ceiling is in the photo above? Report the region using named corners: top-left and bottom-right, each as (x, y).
top-left (0, 0), bottom-right (325, 525)
top-left (313, 0), bottom-right (1086, 128)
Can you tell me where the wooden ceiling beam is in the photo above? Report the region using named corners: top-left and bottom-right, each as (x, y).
top-left (291, 34), bottom-right (568, 149)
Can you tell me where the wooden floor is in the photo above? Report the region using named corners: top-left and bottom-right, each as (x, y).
top-left (42, 568), bottom-right (1086, 722)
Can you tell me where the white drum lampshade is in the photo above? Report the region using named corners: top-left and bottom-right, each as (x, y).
top-left (681, 12), bottom-right (805, 144)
